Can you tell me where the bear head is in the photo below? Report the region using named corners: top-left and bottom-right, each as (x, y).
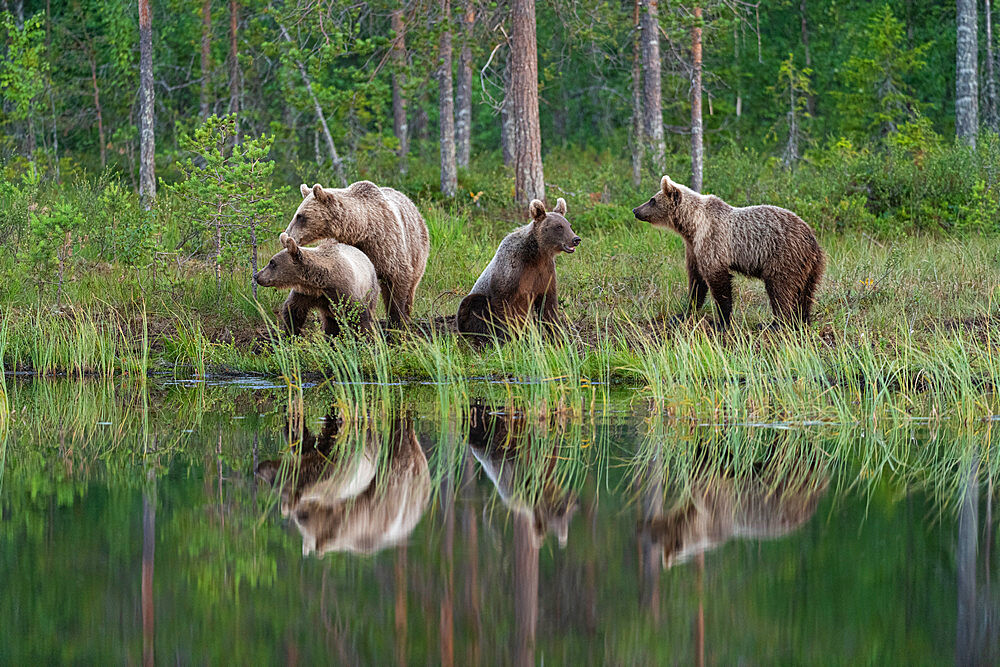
top-left (529, 197), bottom-right (581, 255)
top-left (282, 181), bottom-right (382, 247)
top-left (254, 237), bottom-right (308, 289)
top-left (632, 175), bottom-right (689, 232)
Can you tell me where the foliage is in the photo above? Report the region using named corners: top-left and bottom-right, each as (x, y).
top-left (835, 5), bottom-right (932, 140)
top-left (165, 114), bottom-right (285, 297)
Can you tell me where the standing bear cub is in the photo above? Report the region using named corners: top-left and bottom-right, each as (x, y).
top-left (633, 175), bottom-right (824, 328)
top-left (281, 181), bottom-right (430, 327)
top-left (254, 238), bottom-right (379, 337)
top-left (457, 198), bottom-right (581, 338)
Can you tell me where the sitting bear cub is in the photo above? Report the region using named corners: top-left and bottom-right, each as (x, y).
top-left (457, 198), bottom-right (581, 339)
top-left (254, 237), bottom-right (379, 337)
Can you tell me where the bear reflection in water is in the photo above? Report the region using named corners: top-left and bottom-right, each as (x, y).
top-left (256, 413), bottom-right (430, 557)
top-left (641, 456), bottom-right (829, 569)
top-left (467, 403), bottom-right (579, 548)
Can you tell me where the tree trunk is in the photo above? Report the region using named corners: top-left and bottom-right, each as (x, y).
top-left (690, 6), bottom-right (704, 192)
top-left (138, 0), bottom-right (156, 208)
top-left (510, 0), bottom-right (545, 205)
top-left (455, 1), bottom-right (475, 168)
top-left (985, 0), bottom-right (997, 131)
top-left (200, 0), bottom-right (211, 120)
top-left (228, 0), bottom-right (240, 135)
top-left (640, 0), bottom-right (665, 173)
top-left (956, 0), bottom-right (978, 146)
top-left (514, 512), bottom-right (539, 667)
top-left (630, 0), bottom-right (643, 186)
top-left (276, 20), bottom-right (347, 186)
top-left (783, 76), bottom-right (798, 168)
top-left (800, 0), bottom-right (815, 116)
top-left (89, 48), bottom-right (106, 169)
top-left (500, 54), bottom-right (514, 167)
top-left (391, 9), bottom-right (408, 161)
top-left (439, 0), bottom-right (457, 197)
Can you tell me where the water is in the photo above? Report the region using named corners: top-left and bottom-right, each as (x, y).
top-left (1, 379), bottom-right (998, 664)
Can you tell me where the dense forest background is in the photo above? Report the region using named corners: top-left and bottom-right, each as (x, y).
top-left (0, 2), bottom-right (991, 194)
top-left (3, 0), bottom-right (1000, 322)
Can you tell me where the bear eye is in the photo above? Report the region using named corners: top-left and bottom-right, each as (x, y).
top-left (649, 198), bottom-right (655, 205)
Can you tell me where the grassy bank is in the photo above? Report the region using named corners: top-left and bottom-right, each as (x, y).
top-left (3, 145), bottom-right (1000, 421)
top-left (1, 226), bottom-right (999, 422)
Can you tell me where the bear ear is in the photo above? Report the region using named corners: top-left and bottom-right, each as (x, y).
top-left (553, 197), bottom-right (567, 216)
top-left (660, 175), bottom-right (678, 194)
top-left (311, 184), bottom-right (329, 202)
top-left (300, 183), bottom-right (311, 198)
top-left (529, 199), bottom-right (547, 222)
top-left (286, 237), bottom-right (301, 258)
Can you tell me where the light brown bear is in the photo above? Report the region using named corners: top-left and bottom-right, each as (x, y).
top-left (254, 237), bottom-right (379, 337)
top-left (256, 414), bottom-right (430, 557)
top-left (281, 181), bottom-right (430, 326)
top-left (632, 175), bottom-right (825, 328)
top-left (457, 198), bottom-right (581, 338)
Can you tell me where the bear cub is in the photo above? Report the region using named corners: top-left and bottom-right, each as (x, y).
top-left (457, 198), bottom-right (581, 339)
top-left (633, 175), bottom-right (825, 328)
top-left (254, 237), bottom-right (379, 337)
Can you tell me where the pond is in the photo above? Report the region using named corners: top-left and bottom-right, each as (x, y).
top-left (1, 378), bottom-right (997, 664)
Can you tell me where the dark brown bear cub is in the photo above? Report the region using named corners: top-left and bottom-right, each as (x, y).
top-left (633, 175), bottom-right (825, 328)
top-left (254, 238), bottom-right (379, 337)
top-left (457, 198), bottom-right (581, 339)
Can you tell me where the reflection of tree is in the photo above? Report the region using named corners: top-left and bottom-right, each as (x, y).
top-left (513, 511), bottom-right (538, 667)
top-left (142, 477), bottom-right (155, 667)
top-left (955, 457), bottom-right (991, 666)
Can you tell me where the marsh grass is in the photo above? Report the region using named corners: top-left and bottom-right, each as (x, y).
top-left (2, 226), bottom-right (999, 422)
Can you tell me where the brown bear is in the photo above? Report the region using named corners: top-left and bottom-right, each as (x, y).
top-left (256, 414), bottom-right (431, 557)
top-left (457, 198), bottom-right (581, 338)
top-left (632, 175), bottom-right (825, 328)
top-left (254, 237), bottom-right (379, 337)
top-left (281, 181), bottom-right (430, 327)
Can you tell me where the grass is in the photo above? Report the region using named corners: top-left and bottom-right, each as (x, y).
top-left (2, 176), bottom-right (1000, 422)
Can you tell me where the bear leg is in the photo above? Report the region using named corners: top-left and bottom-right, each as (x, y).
top-left (685, 247), bottom-right (709, 316)
top-left (281, 291), bottom-right (318, 335)
top-left (706, 272), bottom-right (733, 329)
top-left (764, 278), bottom-right (800, 325)
top-left (318, 299), bottom-right (343, 338)
top-left (797, 255), bottom-right (824, 324)
top-left (382, 280), bottom-right (410, 328)
top-left (458, 294), bottom-right (504, 340)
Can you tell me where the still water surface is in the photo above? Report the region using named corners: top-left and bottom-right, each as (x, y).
top-left (1, 379), bottom-right (997, 664)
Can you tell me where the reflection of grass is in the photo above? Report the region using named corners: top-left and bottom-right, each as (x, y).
top-left (627, 416), bottom-right (999, 518)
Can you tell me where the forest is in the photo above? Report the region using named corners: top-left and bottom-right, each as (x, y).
top-left (1, 0), bottom-right (999, 382)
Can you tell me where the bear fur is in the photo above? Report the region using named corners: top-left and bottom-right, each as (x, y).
top-left (281, 181), bottom-right (430, 327)
top-left (254, 237), bottom-right (379, 337)
top-left (632, 175), bottom-right (825, 328)
top-left (256, 414), bottom-right (430, 557)
top-left (457, 198), bottom-right (581, 338)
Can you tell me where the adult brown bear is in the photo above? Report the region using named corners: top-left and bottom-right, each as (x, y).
top-left (633, 175), bottom-right (825, 329)
top-left (281, 181), bottom-right (429, 326)
top-left (457, 198), bottom-right (581, 339)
